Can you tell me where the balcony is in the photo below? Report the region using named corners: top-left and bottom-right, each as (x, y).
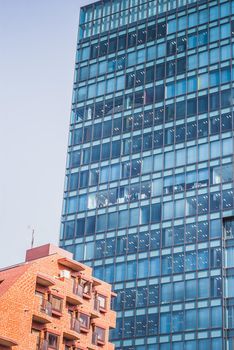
top-left (92, 331), bottom-right (105, 347)
top-left (0, 336), bottom-right (18, 348)
top-left (95, 294), bottom-right (107, 313)
top-left (92, 332), bottom-right (98, 346)
top-left (41, 299), bottom-right (52, 316)
top-left (36, 273), bottom-right (55, 287)
top-left (63, 317), bottom-right (80, 341)
top-left (90, 299), bottom-right (100, 318)
top-left (58, 257), bottom-right (86, 272)
top-left (73, 284), bottom-right (83, 298)
top-left (33, 297), bottom-right (52, 324)
top-left (93, 299), bottom-right (100, 313)
top-left (71, 317), bottom-right (80, 334)
top-left (66, 284), bottom-right (83, 306)
top-left (36, 338), bottom-right (48, 350)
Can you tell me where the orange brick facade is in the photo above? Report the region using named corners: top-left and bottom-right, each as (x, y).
top-left (0, 244), bottom-right (116, 350)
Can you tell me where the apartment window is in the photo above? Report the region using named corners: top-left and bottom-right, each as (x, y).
top-left (97, 294), bottom-right (107, 310)
top-left (81, 279), bottom-right (92, 297)
top-left (95, 326), bottom-right (105, 343)
top-left (224, 219), bottom-right (234, 238)
top-left (79, 312), bottom-right (90, 330)
top-left (47, 333), bottom-right (59, 349)
top-left (50, 295), bottom-right (63, 313)
top-left (35, 290), bottom-right (44, 300)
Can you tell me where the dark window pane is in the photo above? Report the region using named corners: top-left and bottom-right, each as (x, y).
top-left (165, 103), bottom-right (174, 122)
top-left (118, 35), bottom-right (126, 50)
top-left (177, 57), bottom-right (186, 74)
top-left (198, 119), bottom-right (208, 137)
top-left (176, 101), bottom-right (186, 119)
top-left (167, 39), bottom-right (176, 55)
top-left (93, 123), bottom-right (102, 139)
top-left (128, 31), bottom-right (137, 47)
top-left (157, 22), bottom-right (166, 38)
top-left (198, 95), bottom-right (208, 113)
top-left (146, 66), bottom-right (155, 83)
top-left (138, 28), bottom-right (146, 44)
top-left (222, 112), bottom-right (232, 132)
top-left (154, 107), bottom-right (164, 125)
top-left (155, 85), bottom-right (164, 102)
top-left (99, 40), bottom-right (108, 56)
top-left (147, 25), bottom-right (156, 41)
top-left (166, 60), bottom-right (175, 77)
top-left (156, 63), bottom-right (165, 80)
top-left (76, 218), bottom-right (85, 237)
top-left (187, 98), bottom-right (197, 116)
top-left (210, 92), bottom-right (220, 111)
top-left (109, 37), bottom-right (117, 54)
top-left (177, 36), bottom-right (187, 53)
top-left (63, 220), bottom-right (75, 239)
top-left (221, 89), bottom-right (232, 108)
top-left (145, 88), bottom-right (154, 104)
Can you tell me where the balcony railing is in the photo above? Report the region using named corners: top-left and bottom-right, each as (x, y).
top-left (40, 299), bottom-right (52, 316)
top-left (94, 298), bottom-right (100, 312)
top-left (71, 317), bottom-right (80, 333)
top-left (73, 284), bottom-right (83, 298)
top-left (92, 332), bottom-right (98, 346)
top-left (36, 338), bottom-right (48, 350)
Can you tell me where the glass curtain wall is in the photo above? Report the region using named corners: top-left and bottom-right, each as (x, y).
top-left (60, 0), bottom-right (234, 349)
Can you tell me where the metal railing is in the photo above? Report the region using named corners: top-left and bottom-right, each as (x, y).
top-left (94, 298), bottom-right (100, 312)
top-left (73, 284), bottom-right (83, 298)
top-left (40, 299), bottom-right (52, 316)
top-left (92, 332), bottom-right (98, 346)
top-left (71, 317), bottom-right (80, 333)
top-left (36, 338), bottom-right (48, 350)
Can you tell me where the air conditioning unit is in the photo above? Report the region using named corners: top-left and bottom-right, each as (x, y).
top-left (60, 270), bottom-right (71, 279)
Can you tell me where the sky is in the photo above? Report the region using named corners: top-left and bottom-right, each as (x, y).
top-left (0, 0), bottom-right (94, 267)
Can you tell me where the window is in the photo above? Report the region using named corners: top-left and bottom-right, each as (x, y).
top-left (76, 218), bottom-right (85, 237)
top-left (69, 151), bottom-right (80, 168)
top-left (97, 294), bottom-right (107, 310)
top-left (168, 19), bottom-right (176, 34)
top-left (79, 312), bottom-right (90, 330)
top-left (185, 279), bottom-right (196, 300)
top-left (50, 295), bottom-right (62, 313)
top-left (225, 219), bottom-right (234, 239)
top-left (63, 220), bottom-right (75, 239)
top-left (173, 281), bottom-right (184, 301)
top-left (138, 259), bottom-right (148, 278)
top-left (198, 308), bottom-right (209, 329)
top-left (47, 333), bottom-right (59, 349)
top-left (198, 278), bottom-right (209, 298)
top-left (185, 309), bottom-right (196, 330)
top-left (172, 311), bottom-right (184, 332)
top-left (188, 12), bottom-right (197, 27)
top-left (82, 280), bottom-right (91, 296)
top-left (161, 283), bottom-right (171, 303)
top-left (160, 313), bottom-right (171, 333)
top-left (94, 326), bottom-right (105, 343)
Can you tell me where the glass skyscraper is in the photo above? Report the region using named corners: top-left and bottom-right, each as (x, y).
top-left (60, 0), bottom-right (234, 349)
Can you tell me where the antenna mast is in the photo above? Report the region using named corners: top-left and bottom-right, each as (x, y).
top-left (31, 228), bottom-right (35, 249)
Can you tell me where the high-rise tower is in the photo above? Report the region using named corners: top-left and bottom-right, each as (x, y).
top-left (60, 0), bottom-right (234, 348)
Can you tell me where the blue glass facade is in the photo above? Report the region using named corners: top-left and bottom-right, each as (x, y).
top-left (60, 0), bottom-right (234, 348)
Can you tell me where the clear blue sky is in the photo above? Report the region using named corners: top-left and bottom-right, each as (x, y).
top-left (0, 0), bottom-right (94, 267)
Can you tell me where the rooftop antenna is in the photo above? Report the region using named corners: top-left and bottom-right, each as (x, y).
top-left (28, 226), bottom-right (35, 249)
top-left (31, 228), bottom-right (35, 249)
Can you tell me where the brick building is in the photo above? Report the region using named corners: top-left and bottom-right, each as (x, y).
top-left (0, 244), bottom-right (116, 350)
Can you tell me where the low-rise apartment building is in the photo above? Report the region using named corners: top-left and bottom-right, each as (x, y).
top-left (0, 244), bottom-right (116, 350)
